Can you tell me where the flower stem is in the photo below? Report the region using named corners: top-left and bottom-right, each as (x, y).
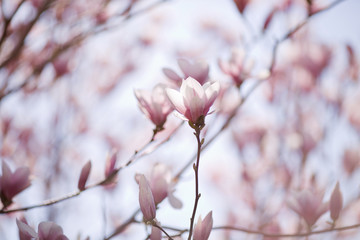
top-left (188, 127), bottom-right (203, 240)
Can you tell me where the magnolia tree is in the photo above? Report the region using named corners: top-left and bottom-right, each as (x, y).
top-left (0, 0), bottom-right (360, 239)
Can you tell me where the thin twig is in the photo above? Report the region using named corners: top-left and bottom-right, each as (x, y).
top-left (187, 127), bottom-right (203, 240)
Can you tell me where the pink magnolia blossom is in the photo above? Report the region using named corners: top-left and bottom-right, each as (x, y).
top-left (135, 84), bottom-right (173, 130)
top-left (343, 148), bottom-right (360, 175)
top-left (162, 59), bottom-right (209, 86)
top-left (38, 222), bottom-right (69, 240)
top-left (330, 182), bottom-right (343, 222)
top-left (148, 163), bottom-right (182, 208)
top-left (288, 189), bottom-right (329, 228)
top-left (193, 211), bottom-right (213, 240)
top-left (17, 219), bottom-right (69, 240)
top-left (138, 174), bottom-right (156, 222)
top-left (218, 48), bottom-right (253, 87)
top-left (0, 162), bottom-right (31, 208)
top-left (166, 77), bottom-right (220, 125)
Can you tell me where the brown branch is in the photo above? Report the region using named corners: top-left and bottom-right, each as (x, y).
top-left (147, 222), bottom-right (360, 238)
top-left (104, 209), bottom-right (140, 240)
top-left (0, 0), bottom-right (171, 103)
top-left (0, 123), bottom-right (181, 214)
top-left (0, 0), bottom-right (54, 69)
top-left (0, 0), bottom-right (26, 49)
top-left (212, 223), bottom-right (360, 238)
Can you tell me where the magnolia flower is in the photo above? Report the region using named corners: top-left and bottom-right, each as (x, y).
top-left (0, 162), bottom-right (31, 208)
top-left (135, 164), bottom-right (182, 209)
top-left (218, 48), bottom-right (253, 87)
top-left (193, 211), bottom-right (213, 240)
top-left (288, 189), bottom-right (328, 228)
top-left (135, 84), bottom-right (173, 130)
top-left (330, 182), bottom-right (343, 222)
top-left (166, 77), bottom-right (220, 126)
top-left (138, 174), bottom-right (156, 222)
top-left (17, 219), bottom-right (69, 240)
top-left (148, 163), bottom-right (182, 208)
top-left (163, 59), bottom-right (209, 86)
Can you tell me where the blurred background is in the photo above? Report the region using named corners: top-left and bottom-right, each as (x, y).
top-left (0, 0), bottom-right (360, 239)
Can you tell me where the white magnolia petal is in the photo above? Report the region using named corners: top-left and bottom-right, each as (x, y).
top-left (166, 88), bottom-right (186, 115)
top-left (168, 190), bottom-right (183, 209)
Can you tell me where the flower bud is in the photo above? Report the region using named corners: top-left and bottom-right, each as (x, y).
top-left (193, 211), bottom-right (213, 240)
top-left (138, 174), bottom-right (156, 222)
top-left (330, 182), bottom-right (343, 222)
top-left (78, 161), bottom-right (92, 191)
top-left (0, 162), bottom-right (31, 208)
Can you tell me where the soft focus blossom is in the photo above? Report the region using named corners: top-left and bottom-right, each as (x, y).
top-left (330, 182), bottom-right (343, 222)
top-left (166, 77), bottom-right (220, 126)
top-left (288, 189), bottom-right (329, 228)
top-left (343, 147), bottom-right (360, 175)
top-left (135, 84), bottom-right (173, 130)
top-left (17, 219), bottom-right (37, 240)
top-left (193, 211), bottom-right (213, 240)
top-left (17, 219), bottom-right (69, 240)
top-left (163, 59), bottom-right (209, 86)
top-left (148, 163), bottom-right (182, 208)
top-left (38, 222), bottom-right (69, 240)
top-left (218, 48), bottom-right (253, 87)
top-left (138, 174), bottom-right (156, 222)
top-left (0, 162), bottom-right (31, 208)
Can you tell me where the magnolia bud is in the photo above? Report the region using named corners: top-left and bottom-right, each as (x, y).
top-left (330, 182), bottom-right (343, 222)
top-left (193, 211), bottom-right (213, 240)
top-left (138, 174), bottom-right (156, 222)
top-left (78, 161), bottom-right (91, 191)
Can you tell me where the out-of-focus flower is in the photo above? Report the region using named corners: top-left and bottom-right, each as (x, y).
top-left (78, 161), bottom-right (92, 191)
top-left (330, 182), bottom-right (343, 222)
top-left (0, 162), bottom-right (31, 208)
top-left (233, 0), bottom-right (250, 14)
top-left (138, 174), bottom-right (156, 222)
top-left (193, 211), bottom-right (213, 240)
top-left (17, 219), bottom-right (37, 240)
top-left (148, 163), bottom-right (182, 208)
top-left (163, 59), bottom-right (209, 86)
top-left (218, 48), bottom-right (253, 87)
top-left (288, 189), bottom-right (328, 228)
top-left (343, 148), bottom-right (360, 175)
top-left (17, 219), bottom-right (69, 240)
top-left (166, 77), bottom-right (220, 126)
top-left (135, 84), bottom-right (173, 131)
top-left (38, 222), bottom-right (69, 240)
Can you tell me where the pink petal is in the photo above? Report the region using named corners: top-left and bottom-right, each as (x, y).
top-left (162, 68), bottom-right (182, 83)
top-left (150, 225), bottom-right (162, 240)
top-left (38, 222), bottom-right (64, 240)
top-left (193, 211), bottom-right (213, 240)
top-left (16, 219), bottom-right (37, 240)
top-left (166, 88), bottom-right (186, 115)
